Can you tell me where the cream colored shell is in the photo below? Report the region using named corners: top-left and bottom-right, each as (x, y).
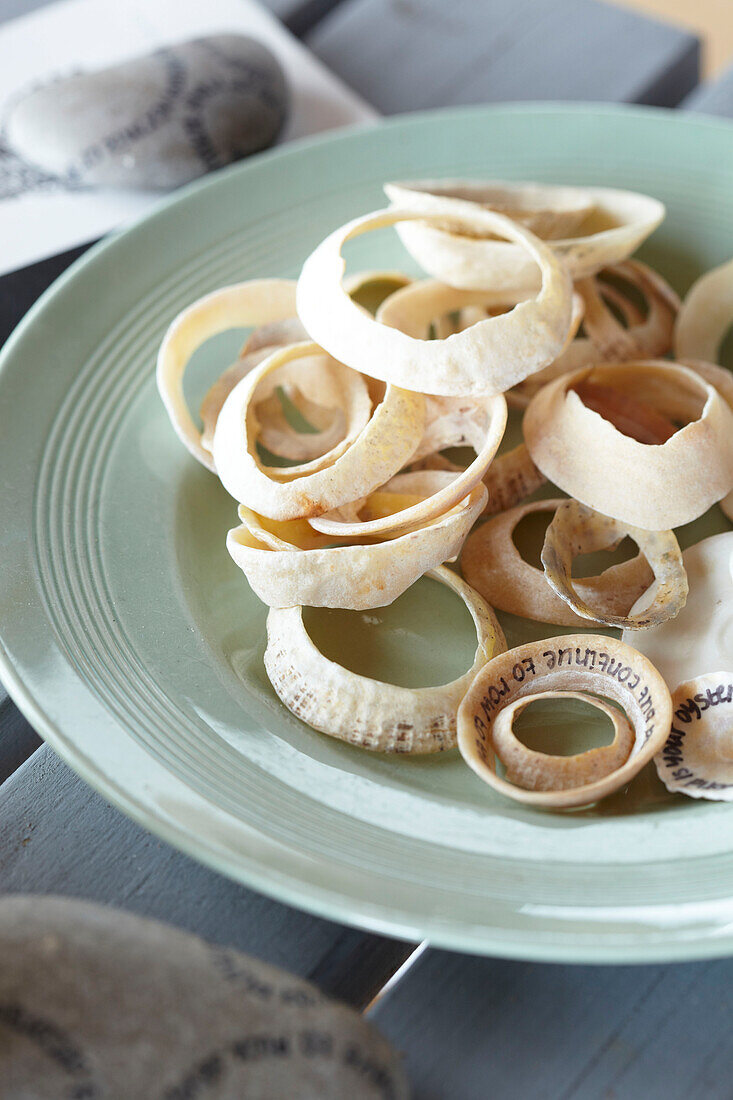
top-left (264, 566), bottom-right (506, 753)
top-left (202, 349), bottom-right (372, 470)
top-left (512, 260), bottom-right (679, 405)
top-left (481, 445), bottom-right (547, 516)
top-left (680, 358), bottom-right (733, 522)
top-left (524, 360), bottom-right (733, 530)
top-left (674, 257), bottom-right (733, 363)
top-left (492, 691), bottom-right (635, 791)
top-left (541, 499), bottom-right (688, 630)
top-left (309, 393), bottom-right (507, 538)
top-left (457, 635), bottom-right (673, 808)
top-left (461, 498), bottom-right (654, 627)
top-left (156, 278), bottom-right (298, 470)
top-left (213, 342), bottom-right (425, 519)
top-left (384, 179), bottom-right (596, 239)
top-left (227, 477), bottom-right (487, 609)
top-left (655, 673), bottom-right (733, 801)
top-left (385, 182), bottom-right (664, 292)
top-left (622, 533), bottom-right (733, 693)
top-left (199, 318), bottom-right (313, 455)
top-left (296, 202), bottom-right (574, 396)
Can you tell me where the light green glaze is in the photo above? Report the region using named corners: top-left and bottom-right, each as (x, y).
top-left (1, 104), bottom-right (733, 962)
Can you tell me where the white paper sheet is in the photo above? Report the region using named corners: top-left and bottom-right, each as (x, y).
top-left (0, 0), bottom-right (376, 273)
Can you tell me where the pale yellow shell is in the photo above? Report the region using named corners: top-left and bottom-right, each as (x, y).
top-left (296, 201), bottom-right (574, 396)
top-left (265, 566), bottom-right (506, 753)
top-left (524, 360), bottom-right (733, 530)
top-left (385, 181), bottom-right (664, 292)
top-left (457, 635), bottom-right (673, 809)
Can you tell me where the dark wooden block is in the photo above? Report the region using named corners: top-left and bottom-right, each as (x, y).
top-left (268, 0), bottom-right (347, 36)
top-left (307, 0), bottom-right (700, 113)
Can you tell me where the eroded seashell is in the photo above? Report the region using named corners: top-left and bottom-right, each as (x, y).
top-left (264, 565), bottom-right (506, 752)
top-left (678, 358), bottom-right (733, 521)
top-left (384, 182), bottom-right (664, 292)
top-left (249, 354), bottom-right (371, 473)
top-left (228, 475), bottom-right (487, 609)
top-left (674, 257), bottom-right (733, 364)
top-left (461, 498), bottom-right (654, 627)
top-left (157, 278), bottom-right (298, 470)
top-left (492, 690), bottom-right (635, 791)
top-left (622, 533), bottom-right (733, 692)
top-left (213, 342), bottom-right (424, 519)
top-left (201, 348), bottom-right (370, 468)
top-left (512, 260), bottom-right (679, 406)
top-left (524, 360), bottom-right (733, 530)
top-left (541, 499), bottom-right (687, 630)
top-left (296, 201), bottom-right (574, 396)
top-left (655, 673), bottom-right (733, 801)
top-left (385, 179), bottom-right (596, 239)
top-left (308, 394), bottom-right (506, 539)
top-left (481, 444), bottom-right (547, 516)
top-left (457, 635), bottom-right (673, 808)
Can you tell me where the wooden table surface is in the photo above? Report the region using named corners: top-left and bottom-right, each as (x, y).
top-left (2, 2), bottom-right (733, 1096)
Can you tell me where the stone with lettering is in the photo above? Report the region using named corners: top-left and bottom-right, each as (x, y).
top-left (0, 896), bottom-right (408, 1098)
top-left (4, 34), bottom-right (288, 190)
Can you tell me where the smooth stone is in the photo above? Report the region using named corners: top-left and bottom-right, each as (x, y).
top-left (0, 895), bottom-right (408, 1098)
top-left (5, 34), bottom-right (289, 190)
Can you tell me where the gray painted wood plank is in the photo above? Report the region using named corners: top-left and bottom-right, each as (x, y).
top-left (307, 0), bottom-right (700, 113)
top-left (369, 948), bottom-right (733, 1099)
top-left (683, 62), bottom-right (733, 118)
top-left (0, 745), bottom-right (412, 1008)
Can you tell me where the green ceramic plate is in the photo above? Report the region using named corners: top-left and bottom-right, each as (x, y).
top-left (2, 104), bottom-right (733, 963)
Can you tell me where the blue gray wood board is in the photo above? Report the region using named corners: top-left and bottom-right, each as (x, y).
top-left (368, 946), bottom-right (733, 1099)
top-left (306, 0), bottom-right (700, 112)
